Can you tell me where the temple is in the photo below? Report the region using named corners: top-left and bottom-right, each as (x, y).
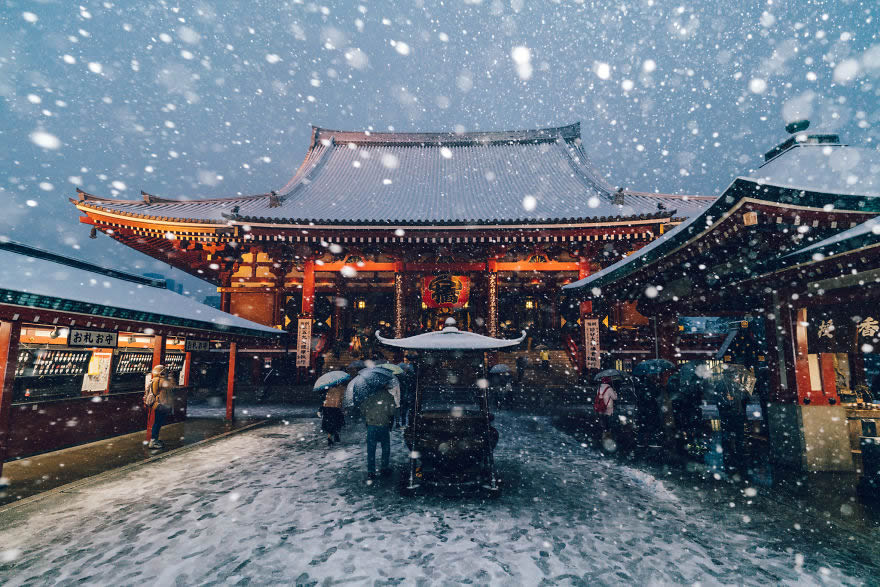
top-left (72, 123), bottom-right (714, 374)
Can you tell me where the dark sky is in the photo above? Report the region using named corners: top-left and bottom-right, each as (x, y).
top-left (2, 0), bottom-right (878, 299)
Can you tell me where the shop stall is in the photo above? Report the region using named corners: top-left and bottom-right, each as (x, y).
top-left (0, 242), bottom-right (283, 476)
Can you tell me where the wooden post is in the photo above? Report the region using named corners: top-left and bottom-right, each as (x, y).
top-left (656, 314), bottom-right (679, 363)
top-left (146, 334), bottom-right (166, 441)
top-left (0, 320), bottom-right (22, 478)
top-left (487, 259), bottom-right (499, 338)
top-left (226, 342), bottom-right (237, 421)
top-left (793, 307), bottom-right (811, 404)
top-left (333, 278), bottom-right (344, 345)
top-left (765, 296), bottom-right (797, 404)
top-left (182, 351), bottom-right (192, 387)
top-left (302, 259), bottom-right (316, 315)
top-left (394, 264), bottom-right (404, 339)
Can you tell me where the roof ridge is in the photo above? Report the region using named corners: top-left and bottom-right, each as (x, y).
top-left (623, 190), bottom-right (716, 200)
top-left (311, 122), bottom-right (581, 146)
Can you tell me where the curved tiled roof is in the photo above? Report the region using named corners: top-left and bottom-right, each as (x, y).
top-left (75, 123), bottom-right (714, 226)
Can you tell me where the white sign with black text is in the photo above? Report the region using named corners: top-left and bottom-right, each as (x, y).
top-left (68, 329), bottom-right (118, 348)
top-left (296, 319), bottom-right (312, 368)
top-left (584, 318), bottom-right (601, 370)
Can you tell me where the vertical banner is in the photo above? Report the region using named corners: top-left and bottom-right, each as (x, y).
top-left (296, 318), bottom-right (312, 367)
top-left (584, 318), bottom-right (601, 370)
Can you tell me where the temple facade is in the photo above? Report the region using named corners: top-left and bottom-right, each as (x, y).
top-left (72, 123), bottom-right (714, 372)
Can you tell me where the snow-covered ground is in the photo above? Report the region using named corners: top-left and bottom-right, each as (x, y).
top-left (0, 413), bottom-right (877, 585)
top-left (186, 402), bottom-right (320, 421)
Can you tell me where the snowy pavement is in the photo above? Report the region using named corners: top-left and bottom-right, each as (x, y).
top-left (1, 413), bottom-right (878, 585)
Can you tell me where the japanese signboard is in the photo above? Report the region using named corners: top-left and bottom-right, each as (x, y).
top-left (807, 307), bottom-right (880, 353)
top-left (584, 318), bottom-right (601, 370)
top-left (184, 338), bottom-right (210, 352)
top-left (422, 274), bottom-right (470, 309)
top-left (67, 328), bottom-right (118, 348)
top-left (296, 318), bottom-right (312, 368)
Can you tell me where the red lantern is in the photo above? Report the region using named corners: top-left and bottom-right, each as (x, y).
top-left (422, 274), bottom-right (470, 309)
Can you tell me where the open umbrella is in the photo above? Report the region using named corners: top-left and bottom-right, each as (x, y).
top-left (632, 359), bottom-right (677, 377)
top-left (313, 370), bottom-right (351, 392)
top-left (377, 362), bottom-right (404, 375)
top-left (347, 360), bottom-right (366, 370)
top-left (593, 368), bottom-right (625, 382)
top-left (489, 364), bottom-right (511, 374)
top-left (397, 362), bottom-right (415, 373)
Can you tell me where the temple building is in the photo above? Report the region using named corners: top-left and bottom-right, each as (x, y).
top-left (71, 123), bottom-right (714, 373)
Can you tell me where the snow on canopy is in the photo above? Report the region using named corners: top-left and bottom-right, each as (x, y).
top-left (563, 144), bottom-right (880, 297)
top-left (783, 216), bottom-right (880, 261)
top-left (0, 241), bottom-right (279, 337)
top-left (747, 144), bottom-right (880, 198)
top-left (375, 319), bottom-right (525, 351)
top-left (72, 123), bottom-right (713, 226)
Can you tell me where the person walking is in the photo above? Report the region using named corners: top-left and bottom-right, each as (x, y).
top-left (361, 386), bottom-right (396, 482)
top-left (321, 382), bottom-right (345, 446)
top-left (515, 355), bottom-right (527, 384)
top-left (594, 376), bottom-right (618, 441)
top-left (145, 365), bottom-right (174, 450)
top-left (540, 349), bottom-right (550, 371)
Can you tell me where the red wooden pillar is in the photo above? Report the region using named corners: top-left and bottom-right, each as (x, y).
top-left (333, 278), bottom-right (344, 344)
top-left (793, 307), bottom-right (812, 404)
top-left (146, 334), bottom-right (166, 440)
top-left (302, 259), bottom-right (316, 316)
top-left (182, 352), bottom-right (192, 387)
top-left (226, 342), bottom-right (237, 421)
top-left (300, 259), bottom-right (315, 375)
top-left (0, 320), bottom-right (22, 478)
top-left (487, 259), bottom-right (499, 338)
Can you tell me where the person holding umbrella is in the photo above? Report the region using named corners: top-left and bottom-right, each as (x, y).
top-left (314, 371), bottom-right (351, 447)
top-left (360, 380), bottom-right (396, 482)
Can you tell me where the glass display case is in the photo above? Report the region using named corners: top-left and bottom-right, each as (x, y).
top-left (13, 346), bottom-right (94, 402)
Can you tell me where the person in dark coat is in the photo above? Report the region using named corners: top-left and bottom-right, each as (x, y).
top-left (361, 387), bottom-right (396, 481)
top-left (397, 363), bottom-right (415, 427)
top-left (515, 355), bottom-right (528, 383)
top-left (637, 374), bottom-right (664, 448)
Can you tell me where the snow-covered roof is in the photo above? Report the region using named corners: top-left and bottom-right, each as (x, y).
top-left (563, 150), bottom-right (880, 298)
top-left (74, 123), bottom-right (713, 226)
top-left (376, 321), bottom-right (526, 351)
top-left (0, 242), bottom-right (281, 338)
top-left (747, 144), bottom-right (880, 197)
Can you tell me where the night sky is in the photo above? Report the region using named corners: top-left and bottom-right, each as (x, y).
top-left (2, 0), bottom-right (877, 299)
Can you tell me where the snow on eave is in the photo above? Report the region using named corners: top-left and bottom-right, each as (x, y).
top-left (0, 243), bottom-right (280, 337)
top-left (376, 327), bottom-right (527, 351)
top-left (746, 144), bottom-right (880, 198)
